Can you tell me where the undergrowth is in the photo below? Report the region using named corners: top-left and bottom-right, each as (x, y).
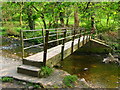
top-left (0, 77), bottom-right (13, 82)
top-left (38, 66), bottom-right (53, 78)
top-left (63, 75), bottom-right (78, 87)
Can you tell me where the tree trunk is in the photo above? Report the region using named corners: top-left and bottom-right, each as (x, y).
top-left (27, 5), bottom-right (35, 30)
top-left (59, 12), bottom-right (64, 27)
top-left (20, 3), bottom-right (23, 26)
top-left (20, 12), bottom-right (22, 26)
top-left (54, 15), bottom-right (59, 28)
top-left (106, 14), bottom-right (109, 26)
top-left (32, 5), bottom-right (46, 29)
top-left (66, 17), bottom-right (69, 26)
top-left (48, 21), bottom-right (52, 28)
top-left (91, 15), bottom-right (96, 34)
top-left (41, 13), bottom-right (47, 29)
top-left (74, 8), bottom-right (79, 28)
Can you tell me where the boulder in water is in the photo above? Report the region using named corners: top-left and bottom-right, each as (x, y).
top-left (102, 53), bottom-right (120, 64)
top-left (83, 68), bottom-right (88, 71)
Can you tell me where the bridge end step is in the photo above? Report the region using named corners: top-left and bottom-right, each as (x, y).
top-left (23, 59), bottom-right (44, 68)
top-left (17, 65), bottom-right (40, 77)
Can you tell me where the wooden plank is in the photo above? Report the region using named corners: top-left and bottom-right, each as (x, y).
top-left (23, 29), bottom-right (42, 32)
top-left (48, 38), bottom-right (64, 44)
top-left (24, 43), bottom-right (44, 50)
top-left (44, 28), bottom-right (66, 31)
top-left (49, 34), bottom-right (57, 37)
top-left (23, 36), bottom-right (43, 41)
top-left (66, 35), bottom-right (73, 39)
top-left (49, 31), bottom-right (65, 33)
top-left (20, 29), bottom-right (24, 60)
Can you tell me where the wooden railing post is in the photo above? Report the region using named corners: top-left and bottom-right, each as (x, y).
top-left (42, 28), bottom-right (45, 45)
top-left (90, 29), bottom-right (93, 39)
top-left (78, 29), bottom-right (81, 48)
top-left (87, 30), bottom-right (89, 42)
top-left (20, 29), bottom-right (24, 60)
top-left (82, 29), bottom-right (85, 45)
top-left (84, 29), bottom-right (87, 44)
top-left (71, 28), bottom-right (75, 53)
top-left (89, 30), bottom-right (91, 40)
top-left (61, 29), bottom-right (67, 61)
top-left (56, 29), bottom-right (59, 45)
top-left (43, 29), bottom-right (49, 66)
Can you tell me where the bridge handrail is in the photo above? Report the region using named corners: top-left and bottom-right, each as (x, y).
top-left (23, 36), bottom-right (44, 41)
top-left (23, 29), bottom-right (43, 32)
top-left (22, 28), bottom-right (66, 32)
top-left (24, 43), bottom-right (44, 50)
top-left (20, 27), bottom-right (91, 64)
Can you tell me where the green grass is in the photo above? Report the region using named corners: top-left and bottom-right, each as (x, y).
top-left (1, 17), bottom-right (119, 38)
top-left (0, 77), bottom-right (13, 82)
top-left (27, 82), bottom-right (41, 88)
top-left (63, 75), bottom-right (78, 87)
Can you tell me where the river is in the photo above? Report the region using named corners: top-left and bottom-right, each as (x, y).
top-left (59, 51), bottom-right (120, 88)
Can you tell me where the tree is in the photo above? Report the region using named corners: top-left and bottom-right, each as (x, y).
top-left (74, 3), bottom-right (79, 28)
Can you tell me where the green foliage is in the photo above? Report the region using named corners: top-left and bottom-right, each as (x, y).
top-left (24, 31), bottom-right (43, 44)
top-left (6, 29), bottom-right (19, 36)
top-left (53, 85), bottom-right (59, 88)
top-left (1, 2), bottom-right (119, 38)
top-left (63, 75), bottom-right (78, 87)
top-left (33, 84), bottom-right (41, 88)
top-left (0, 77), bottom-right (13, 82)
top-left (114, 50), bottom-right (120, 53)
top-left (111, 43), bottom-right (119, 50)
top-left (27, 82), bottom-right (41, 88)
top-left (110, 43), bottom-right (119, 54)
top-left (38, 66), bottom-right (53, 78)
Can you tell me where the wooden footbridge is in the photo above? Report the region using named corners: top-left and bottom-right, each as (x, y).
top-left (17, 28), bottom-right (110, 77)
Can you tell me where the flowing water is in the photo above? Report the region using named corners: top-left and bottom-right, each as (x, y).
top-left (1, 37), bottom-right (43, 59)
top-left (59, 51), bottom-right (120, 88)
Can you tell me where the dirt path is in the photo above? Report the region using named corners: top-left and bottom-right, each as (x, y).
top-left (0, 50), bottom-right (23, 88)
top-left (1, 52), bottom-right (22, 77)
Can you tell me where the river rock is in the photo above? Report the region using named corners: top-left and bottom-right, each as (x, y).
top-left (79, 78), bottom-right (90, 88)
top-left (102, 58), bottom-right (110, 63)
top-left (116, 82), bottom-right (119, 84)
top-left (28, 86), bottom-right (34, 89)
top-left (22, 82), bottom-right (26, 85)
top-left (54, 64), bottom-right (63, 68)
top-left (12, 59), bottom-right (15, 61)
top-left (83, 68), bottom-right (88, 71)
top-left (102, 53), bottom-right (120, 64)
top-left (80, 78), bottom-right (86, 82)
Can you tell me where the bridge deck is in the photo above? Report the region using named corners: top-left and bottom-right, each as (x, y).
top-left (24, 36), bottom-right (88, 62)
